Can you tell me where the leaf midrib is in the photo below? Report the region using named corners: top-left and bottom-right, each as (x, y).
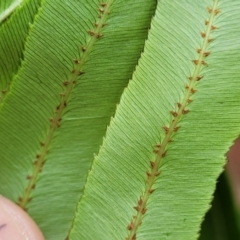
top-left (0, 0), bottom-right (23, 23)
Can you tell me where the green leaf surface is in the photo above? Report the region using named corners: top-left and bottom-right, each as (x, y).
top-left (0, 0), bottom-right (23, 23)
top-left (71, 0), bottom-right (240, 239)
top-left (0, 0), bottom-right (156, 239)
top-left (0, 0), bottom-right (41, 103)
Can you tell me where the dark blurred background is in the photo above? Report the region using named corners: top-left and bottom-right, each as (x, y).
top-left (227, 138), bottom-right (240, 208)
top-left (199, 138), bottom-right (240, 240)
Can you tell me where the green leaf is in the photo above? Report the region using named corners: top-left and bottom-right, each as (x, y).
top-left (0, 0), bottom-right (23, 23)
top-left (71, 0), bottom-right (240, 239)
top-left (1, 0), bottom-right (240, 239)
top-left (0, 0), bottom-right (156, 239)
top-left (0, 0), bottom-right (41, 103)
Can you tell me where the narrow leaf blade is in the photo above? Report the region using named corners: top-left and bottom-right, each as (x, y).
top-left (71, 0), bottom-right (240, 239)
